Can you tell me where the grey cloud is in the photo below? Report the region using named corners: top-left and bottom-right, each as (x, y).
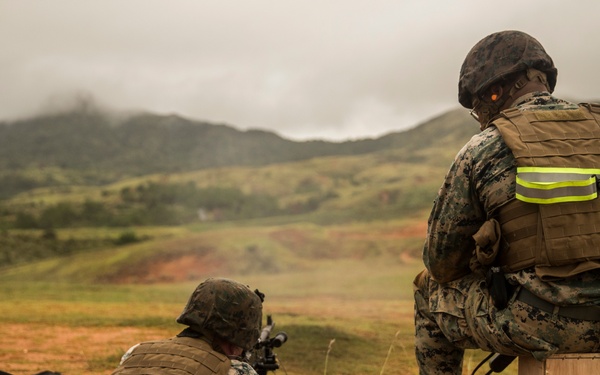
top-left (1, 0), bottom-right (599, 140)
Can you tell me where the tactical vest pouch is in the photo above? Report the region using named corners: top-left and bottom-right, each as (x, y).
top-left (472, 219), bottom-right (502, 266)
top-left (538, 198), bottom-right (600, 266)
top-left (495, 200), bottom-right (539, 272)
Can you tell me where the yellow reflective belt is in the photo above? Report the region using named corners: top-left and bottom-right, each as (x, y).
top-left (515, 167), bottom-right (599, 204)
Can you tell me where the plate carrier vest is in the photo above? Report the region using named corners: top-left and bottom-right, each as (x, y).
top-left (112, 336), bottom-right (230, 375)
top-left (492, 104), bottom-right (600, 278)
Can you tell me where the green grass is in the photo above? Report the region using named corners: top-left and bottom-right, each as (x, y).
top-left (0, 261), bottom-right (518, 374)
top-left (0, 249), bottom-right (423, 372)
top-left (0, 219), bottom-right (425, 283)
top-left (1, 152), bottom-right (444, 230)
top-left (0, 217), bottom-right (519, 375)
top-left (0, 108), bottom-right (497, 374)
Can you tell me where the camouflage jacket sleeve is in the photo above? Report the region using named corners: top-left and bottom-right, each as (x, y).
top-left (424, 126), bottom-right (515, 283)
top-left (228, 359), bottom-right (259, 375)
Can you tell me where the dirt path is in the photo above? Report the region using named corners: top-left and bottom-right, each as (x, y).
top-left (0, 323), bottom-right (169, 374)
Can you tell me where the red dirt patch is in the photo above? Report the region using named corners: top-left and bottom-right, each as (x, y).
top-left (102, 252), bottom-right (228, 284)
top-left (329, 221), bottom-right (427, 240)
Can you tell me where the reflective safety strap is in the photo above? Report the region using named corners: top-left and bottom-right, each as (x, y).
top-left (515, 166), bottom-right (600, 204)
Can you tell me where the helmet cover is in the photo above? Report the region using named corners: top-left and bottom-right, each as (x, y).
top-left (176, 278), bottom-right (263, 350)
top-left (458, 30), bottom-right (557, 108)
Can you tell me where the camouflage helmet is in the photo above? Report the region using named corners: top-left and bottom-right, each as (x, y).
top-left (458, 30), bottom-right (557, 108)
top-left (176, 278), bottom-right (263, 350)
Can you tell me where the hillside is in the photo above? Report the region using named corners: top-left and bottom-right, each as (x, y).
top-left (0, 107), bottom-right (477, 199)
top-left (0, 106), bottom-right (479, 273)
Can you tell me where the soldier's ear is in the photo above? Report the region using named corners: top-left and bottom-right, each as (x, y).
top-left (490, 85), bottom-right (503, 102)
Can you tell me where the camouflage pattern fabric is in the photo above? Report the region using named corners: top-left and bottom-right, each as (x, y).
top-left (228, 359), bottom-right (258, 375)
top-left (414, 270), bottom-right (599, 375)
top-left (415, 92), bottom-right (600, 375)
top-left (458, 30), bottom-right (557, 109)
top-left (177, 278), bottom-right (263, 350)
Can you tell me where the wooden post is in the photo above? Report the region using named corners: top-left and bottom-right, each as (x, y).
top-left (519, 353), bottom-right (600, 374)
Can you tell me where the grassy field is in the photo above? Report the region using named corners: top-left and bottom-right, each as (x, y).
top-left (0, 104), bottom-right (508, 374)
top-left (0, 264), bottom-right (518, 375)
top-left (0, 221), bottom-right (519, 375)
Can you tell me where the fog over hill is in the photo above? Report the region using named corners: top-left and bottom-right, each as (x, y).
top-left (0, 104), bottom-right (479, 200)
top-left (0, 104), bottom-right (477, 178)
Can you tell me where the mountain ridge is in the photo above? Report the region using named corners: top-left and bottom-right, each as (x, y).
top-left (0, 106), bottom-right (477, 198)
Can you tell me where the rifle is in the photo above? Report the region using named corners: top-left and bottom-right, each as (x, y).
top-left (250, 315), bottom-right (288, 375)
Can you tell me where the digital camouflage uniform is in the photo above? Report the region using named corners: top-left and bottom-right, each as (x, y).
top-left (229, 359), bottom-right (258, 375)
top-left (414, 92), bottom-right (600, 375)
top-left (414, 30), bottom-right (600, 374)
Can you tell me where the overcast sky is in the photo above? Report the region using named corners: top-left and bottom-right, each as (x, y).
top-left (1, 0), bottom-right (599, 141)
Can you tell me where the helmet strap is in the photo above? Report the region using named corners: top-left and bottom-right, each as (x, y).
top-left (475, 98), bottom-right (503, 131)
top-left (478, 68), bottom-right (549, 130)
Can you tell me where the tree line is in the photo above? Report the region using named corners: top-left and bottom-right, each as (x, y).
top-left (9, 182), bottom-right (335, 229)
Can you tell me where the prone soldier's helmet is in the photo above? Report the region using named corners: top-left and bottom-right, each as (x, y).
top-left (176, 278), bottom-right (263, 350)
top-left (458, 30), bottom-right (558, 109)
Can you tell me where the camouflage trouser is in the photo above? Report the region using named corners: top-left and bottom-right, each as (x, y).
top-left (413, 269), bottom-right (600, 375)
